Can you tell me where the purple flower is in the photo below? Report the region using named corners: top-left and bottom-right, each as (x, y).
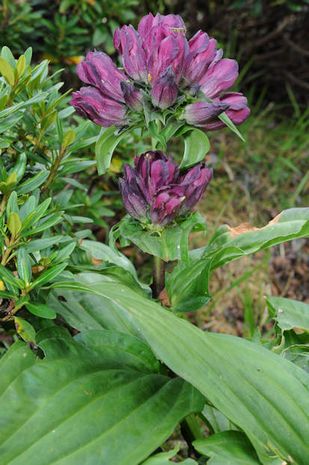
top-left (183, 101), bottom-right (228, 127)
top-left (121, 81), bottom-right (144, 111)
top-left (114, 25), bottom-right (148, 82)
top-left (72, 13), bottom-right (249, 132)
top-left (138, 13), bottom-right (186, 48)
top-left (71, 87), bottom-right (127, 127)
top-left (199, 58), bottom-right (239, 99)
top-left (120, 151), bottom-right (212, 226)
top-left (184, 31), bottom-right (217, 84)
top-left (151, 67), bottom-right (178, 109)
top-left (202, 92), bottom-right (250, 130)
top-left (76, 51), bottom-right (126, 102)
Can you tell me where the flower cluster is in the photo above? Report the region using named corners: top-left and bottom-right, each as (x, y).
top-left (119, 151), bottom-right (212, 226)
top-left (71, 13), bottom-right (250, 131)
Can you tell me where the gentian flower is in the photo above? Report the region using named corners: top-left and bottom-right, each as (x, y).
top-left (113, 25), bottom-right (148, 82)
top-left (201, 93), bottom-right (250, 130)
top-left (71, 12), bottom-right (249, 131)
top-left (183, 101), bottom-right (228, 127)
top-left (151, 67), bottom-right (178, 109)
top-left (119, 151), bottom-right (212, 226)
top-left (70, 87), bottom-right (127, 127)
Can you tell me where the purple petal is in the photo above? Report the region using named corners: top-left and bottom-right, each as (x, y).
top-left (199, 58), bottom-right (239, 98)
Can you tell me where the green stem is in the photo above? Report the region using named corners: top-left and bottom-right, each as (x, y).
top-left (42, 146), bottom-right (66, 193)
top-left (152, 255), bottom-right (165, 299)
top-left (181, 414), bottom-right (203, 459)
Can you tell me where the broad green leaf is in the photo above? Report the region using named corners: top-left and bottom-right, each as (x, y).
top-left (48, 274), bottom-right (140, 336)
top-left (267, 296), bottom-right (309, 332)
top-left (25, 303), bottom-right (57, 320)
top-left (95, 126), bottom-right (129, 175)
top-left (167, 208), bottom-right (309, 311)
top-left (202, 405), bottom-right (235, 434)
top-left (180, 128), bottom-right (210, 168)
top-left (53, 274), bottom-right (309, 465)
top-left (118, 213), bottom-right (206, 262)
top-left (0, 331), bottom-right (203, 465)
top-left (204, 208), bottom-right (309, 269)
top-left (193, 431), bottom-right (261, 465)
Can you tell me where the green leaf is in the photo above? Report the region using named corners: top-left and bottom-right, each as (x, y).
top-left (14, 317), bottom-right (36, 343)
top-left (53, 274), bottom-right (309, 465)
top-left (30, 263), bottom-right (68, 290)
top-left (0, 264), bottom-right (21, 294)
top-left (118, 213), bottom-right (206, 262)
top-left (95, 126), bottom-right (130, 175)
top-left (0, 331), bottom-right (203, 465)
top-left (218, 112), bottom-right (245, 142)
top-left (204, 208), bottom-right (309, 269)
top-left (7, 212), bottom-right (22, 237)
top-left (142, 448), bottom-right (197, 464)
top-left (167, 208), bottom-right (309, 311)
top-left (267, 296), bottom-right (309, 332)
top-left (16, 171), bottom-right (49, 195)
top-left (16, 55), bottom-right (26, 78)
top-left (17, 248), bottom-right (32, 284)
top-left (25, 303), bottom-right (57, 320)
top-left (1, 47), bottom-right (16, 68)
top-left (180, 128), bottom-right (210, 168)
top-left (193, 431), bottom-right (261, 465)
top-left (0, 57), bottom-right (15, 86)
top-left (79, 239), bottom-right (144, 285)
top-left (62, 129), bottom-right (76, 148)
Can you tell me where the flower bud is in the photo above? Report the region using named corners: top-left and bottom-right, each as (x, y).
top-left (184, 32), bottom-right (217, 84)
top-left (76, 51), bottom-right (126, 102)
top-left (151, 67), bottom-right (178, 109)
top-left (148, 33), bottom-right (188, 84)
top-left (121, 81), bottom-right (144, 111)
top-left (138, 13), bottom-right (186, 47)
top-left (202, 92), bottom-right (250, 130)
top-left (199, 58), bottom-right (239, 99)
top-left (179, 164), bottom-right (213, 213)
top-left (114, 25), bottom-right (148, 82)
top-left (184, 101), bottom-right (228, 127)
top-left (120, 151), bottom-right (212, 226)
top-left (71, 87), bottom-right (127, 127)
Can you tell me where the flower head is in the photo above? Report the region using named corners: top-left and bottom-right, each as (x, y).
top-left (120, 151), bottom-right (212, 226)
top-left (71, 13), bottom-right (249, 132)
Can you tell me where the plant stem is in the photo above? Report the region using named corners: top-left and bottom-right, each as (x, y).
top-left (42, 146), bottom-right (66, 193)
top-left (181, 414), bottom-right (203, 459)
top-left (152, 256), bottom-right (165, 299)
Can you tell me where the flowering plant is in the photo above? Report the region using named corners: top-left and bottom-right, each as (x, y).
top-left (0, 13), bottom-right (308, 465)
top-left (72, 13), bottom-right (250, 174)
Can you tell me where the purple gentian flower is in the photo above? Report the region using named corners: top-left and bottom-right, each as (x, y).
top-left (72, 13), bottom-right (249, 131)
top-left (120, 151), bottom-right (212, 226)
top-left (113, 25), bottom-right (148, 82)
top-left (202, 92), bottom-right (250, 130)
top-left (71, 87), bottom-right (127, 127)
top-left (183, 101), bottom-right (228, 127)
top-left (151, 67), bottom-right (178, 109)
